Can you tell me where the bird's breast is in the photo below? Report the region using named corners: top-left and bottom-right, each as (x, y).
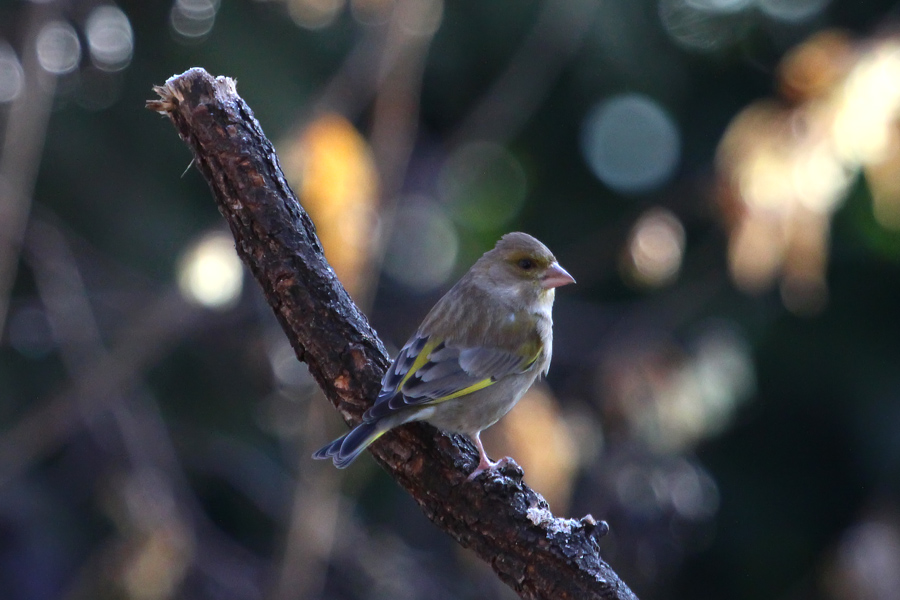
top-left (420, 371), bottom-right (538, 435)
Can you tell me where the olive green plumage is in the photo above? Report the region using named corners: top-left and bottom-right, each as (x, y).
top-left (313, 232), bottom-right (575, 478)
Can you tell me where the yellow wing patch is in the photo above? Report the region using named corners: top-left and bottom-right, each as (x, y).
top-left (397, 338), bottom-right (439, 390)
top-left (425, 346), bottom-right (542, 404)
top-left (431, 377), bottom-right (496, 403)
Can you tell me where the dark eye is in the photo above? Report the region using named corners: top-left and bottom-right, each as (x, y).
top-left (518, 258), bottom-right (535, 270)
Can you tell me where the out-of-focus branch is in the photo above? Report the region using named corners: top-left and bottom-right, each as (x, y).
top-left (368, 0), bottom-right (437, 199)
top-left (0, 3), bottom-right (58, 338)
top-left (148, 67), bottom-right (638, 600)
top-left (19, 216), bottom-right (272, 598)
top-left (0, 286), bottom-right (205, 488)
top-left (451, 1), bottom-right (599, 147)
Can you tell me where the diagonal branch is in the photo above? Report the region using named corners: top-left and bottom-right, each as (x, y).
top-left (147, 67), bottom-right (638, 600)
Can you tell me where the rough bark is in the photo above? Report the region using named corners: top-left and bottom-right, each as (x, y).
top-left (148, 67), bottom-right (638, 600)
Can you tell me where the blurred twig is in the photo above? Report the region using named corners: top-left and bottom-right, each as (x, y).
top-left (451, 1), bottom-right (599, 146)
top-left (313, 24), bottom-right (386, 120)
top-left (24, 218), bottom-right (198, 598)
top-left (0, 279), bottom-right (204, 488)
top-left (269, 401), bottom-right (344, 600)
top-left (0, 3), bottom-right (58, 338)
top-left (148, 67), bottom-right (638, 600)
top-left (19, 215), bottom-right (272, 599)
top-left (368, 0), bottom-right (437, 198)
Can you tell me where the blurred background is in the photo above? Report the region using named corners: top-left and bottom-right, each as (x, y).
top-left (1, 0), bottom-right (900, 598)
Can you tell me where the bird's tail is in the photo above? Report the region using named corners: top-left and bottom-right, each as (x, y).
top-left (312, 419), bottom-right (389, 469)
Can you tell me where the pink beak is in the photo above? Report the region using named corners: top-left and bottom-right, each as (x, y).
top-left (541, 262), bottom-right (576, 289)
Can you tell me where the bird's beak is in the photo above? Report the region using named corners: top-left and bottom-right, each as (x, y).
top-left (541, 262), bottom-right (575, 289)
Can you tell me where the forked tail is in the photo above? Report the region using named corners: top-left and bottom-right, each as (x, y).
top-left (312, 420), bottom-right (388, 469)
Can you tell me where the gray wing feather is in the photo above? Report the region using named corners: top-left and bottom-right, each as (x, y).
top-left (364, 337), bottom-right (538, 423)
top-left (458, 347), bottom-right (532, 378)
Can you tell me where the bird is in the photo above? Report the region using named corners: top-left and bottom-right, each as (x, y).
top-left (313, 232), bottom-right (575, 479)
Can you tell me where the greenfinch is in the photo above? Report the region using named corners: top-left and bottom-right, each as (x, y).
top-left (313, 232), bottom-right (574, 479)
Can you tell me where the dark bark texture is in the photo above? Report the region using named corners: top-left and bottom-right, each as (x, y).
top-left (148, 67), bottom-right (638, 600)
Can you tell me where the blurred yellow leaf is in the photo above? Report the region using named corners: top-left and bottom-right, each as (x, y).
top-left (715, 30), bottom-right (900, 313)
top-left (864, 124), bottom-right (900, 230)
top-left (281, 114), bottom-right (379, 299)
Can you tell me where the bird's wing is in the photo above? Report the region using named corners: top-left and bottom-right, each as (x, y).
top-left (362, 333), bottom-right (542, 422)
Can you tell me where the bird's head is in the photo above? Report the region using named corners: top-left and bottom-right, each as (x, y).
top-left (475, 232), bottom-right (575, 303)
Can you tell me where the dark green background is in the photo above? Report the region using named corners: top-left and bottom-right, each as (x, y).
top-left (1, 1), bottom-right (899, 599)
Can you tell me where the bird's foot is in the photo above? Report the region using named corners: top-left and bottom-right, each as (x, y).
top-left (467, 456), bottom-right (512, 481)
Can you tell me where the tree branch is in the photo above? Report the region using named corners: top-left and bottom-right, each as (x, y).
top-left (147, 67), bottom-right (638, 600)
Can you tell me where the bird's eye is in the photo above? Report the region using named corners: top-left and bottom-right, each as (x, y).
top-left (518, 258), bottom-right (535, 270)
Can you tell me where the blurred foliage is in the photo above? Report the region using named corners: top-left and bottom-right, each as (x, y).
top-left (2, 0), bottom-right (900, 599)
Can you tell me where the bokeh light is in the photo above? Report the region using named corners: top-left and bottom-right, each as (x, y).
top-left (35, 21), bottom-right (81, 75)
top-left (717, 32), bottom-right (900, 313)
top-left (287, 0), bottom-right (345, 30)
top-left (176, 231), bottom-right (244, 310)
top-left (660, 0), bottom-right (828, 52)
top-left (717, 101), bottom-right (838, 311)
top-left (602, 321), bottom-right (755, 453)
top-left (685, 0), bottom-right (752, 11)
top-left (758, 0), bottom-right (830, 23)
top-left (665, 460), bottom-right (720, 520)
top-left (623, 207), bottom-right (686, 288)
top-left (0, 42), bottom-right (24, 103)
top-left (85, 6), bottom-right (134, 72)
top-left (581, 93), bottom-right (681, 194)
top-left (865, 140), bottom-right (900, 230)
top-left (691, 323), bottom-right (756, 426)
top-left (659, 0), bottom-right (751, 52)
top-left (268, 338), bottom-right (310, 388)
top-left (350, 0), bottom-right (394, 26)
top-left (826, 516), bottom-right (900, 600)
top-left (832, 43), bottom-right (900, 165)
top-left (383, 199), bottom-right (458, 292)
top-left (777, 29), bottom-right (851, 102)
top-left (612, 458), bottom-right (719, 521)
top-left (170, 0), bottom-right (219, 42)
top-left (438, 141), bottom-right (527, 232)
top-left (396, 0), bottom-right (443, 37)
